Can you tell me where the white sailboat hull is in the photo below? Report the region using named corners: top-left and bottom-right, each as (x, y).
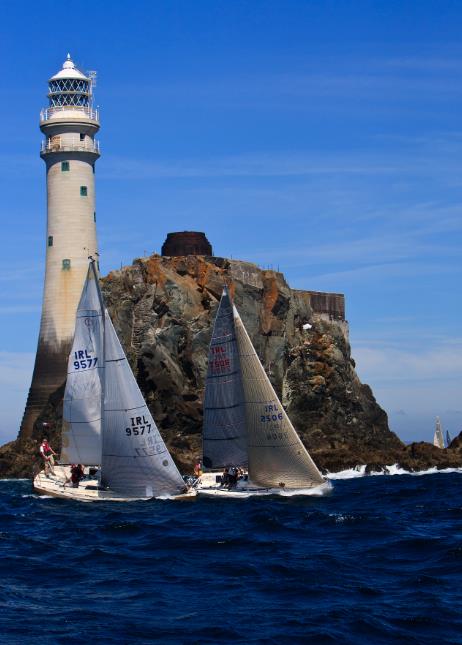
top-left (33, 466), bottom-right (196, 501)
top-left (196, 471), bottom-right (331, 498)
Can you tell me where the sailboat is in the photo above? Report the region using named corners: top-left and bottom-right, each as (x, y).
top-left (34, 260), bottom-right (194, 501)
top-left (197, 287), bottom-right (328, 497)
top-left (433, 417), bottom-right (445, 449)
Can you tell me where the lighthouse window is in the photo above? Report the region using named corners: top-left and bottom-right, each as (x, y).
top-left (80, 186), bottom-right (88, 196)
top-left (80, 133), bottom-right (85, 141)
top-left (93, 211), bottom-right (96, 222)
top-left (61, 161), bottom-right (69, 172)
top-left (48, 236), bottom-right (53, 247)
top-left (62, 259), bottom-right (71, 270)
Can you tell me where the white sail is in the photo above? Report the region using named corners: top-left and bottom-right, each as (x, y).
top-left (61, 263), bottom-right (103, 465)
top-left (446, 430), bottom-right (451, 448)
top-left (433, 417), bottom-right (445, 449)
top-left (101, 311), bottom-right (185, 498)
top-left (233, 305), bottom-right (324, 489)
top-left (202, 287), bottom-right (247, 469)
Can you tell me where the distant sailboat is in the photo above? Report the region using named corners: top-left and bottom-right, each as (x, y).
top-left (34, 260), bottom-right (194, 501)
top-left (198, 287), bottom-right (327, 496)
top-left (433, 417), bottom-right (445, 450)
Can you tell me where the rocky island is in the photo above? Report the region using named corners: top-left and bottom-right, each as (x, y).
top-left (1, 252), bottom-right (461, 477)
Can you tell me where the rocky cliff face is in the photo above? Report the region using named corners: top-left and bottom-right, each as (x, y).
top-left (1, 254), bottom-right (461, 477)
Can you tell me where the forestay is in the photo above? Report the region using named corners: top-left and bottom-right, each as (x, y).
top-left (101, 312), bottom-right (185, 498)
top-left (233, 306), bottom-right (324, 489)
top-left (203, 287), bottom-right (247, 469)
top-left (61, 263), bottom-right (103, 465)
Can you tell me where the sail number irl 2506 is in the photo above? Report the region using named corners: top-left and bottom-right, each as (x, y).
top-left (73, 350), bottom-right (98, 370)
top-left (260, 404), bottom-right (283, 423)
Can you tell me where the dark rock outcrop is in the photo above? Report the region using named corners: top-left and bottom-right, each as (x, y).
top-left (1, 254), bottom-right (461, 477)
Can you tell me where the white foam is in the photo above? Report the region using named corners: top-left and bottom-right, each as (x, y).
top-left (278, 481), bottom-right (332, 496)
top-left (327, 464), bottom-right (462, 479)
top-left (198, 481), bottom-right (332, 498)
top-left (326, 465), bottom-right (367, 480)
top-left (0, 478), bottom-right (30, 482)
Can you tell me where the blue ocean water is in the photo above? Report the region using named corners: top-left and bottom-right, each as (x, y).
top-left (1, 473), bottom-right (462, 644)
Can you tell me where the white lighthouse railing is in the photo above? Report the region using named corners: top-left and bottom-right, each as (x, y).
top-left (40, 139), bottom-right (100, 154)
top-left (40, 105), bottom-right (99, 122)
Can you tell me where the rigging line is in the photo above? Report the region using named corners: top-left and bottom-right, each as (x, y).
top-left (206, 370), bottom-right (240, 379)
top-left (204, 403), bottom-right (243, 411)
top-left (203, 436), bottom-right (242, 441)
top-left (210, 339), bottom-right (236, 346)
top-left (102, 452), bottom-right (168, 458)
top-left (104, 405), bottom-right (148, 412)
top-left (247, 441), bottom-right (303, 449)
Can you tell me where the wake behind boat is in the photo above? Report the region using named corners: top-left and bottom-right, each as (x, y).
top-left (196, 287), bottom-right (329, 498)
top-left (33, 260), bottom-right (195, 501)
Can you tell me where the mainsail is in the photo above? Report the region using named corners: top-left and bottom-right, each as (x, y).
top-left (433, 417), bottom-right (445, 449)
top-left (61, 263), bottom-right (103, 465)
top-left (101, 311), bottom-right (185, 497)
top-left (233, 305), bottom-right (324, 489)
top-left (446, 430), bottom-right (452, 448)
top-left (202, 287), bottom-right (247, 469)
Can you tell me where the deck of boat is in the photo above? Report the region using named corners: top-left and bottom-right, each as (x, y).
top-left (33, 466), bottom-right (196, 501)
top-left (195, 471), bottom-right (331, 498)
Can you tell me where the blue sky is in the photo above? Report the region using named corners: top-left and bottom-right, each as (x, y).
top-left (1, 0), bottom-right (461, 444)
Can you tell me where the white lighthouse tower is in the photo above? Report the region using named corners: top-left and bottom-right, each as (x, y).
top-left (21, 55), bottom-right (100, 437)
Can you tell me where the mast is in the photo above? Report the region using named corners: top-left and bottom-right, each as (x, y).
top-left (89, 256), bottom-right (106, 453)
top-left (60, 259), bottom-right (104, 464)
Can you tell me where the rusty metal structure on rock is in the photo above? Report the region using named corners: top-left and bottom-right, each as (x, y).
top-left (161, 232), bottom-right (213, 257)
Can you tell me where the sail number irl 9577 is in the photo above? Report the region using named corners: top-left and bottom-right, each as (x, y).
top-left (125, 415), bottom-right (152, 436)
top-left (73, 350), bottom-right (98, 370)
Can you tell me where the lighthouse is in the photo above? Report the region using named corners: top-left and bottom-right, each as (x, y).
top-left (20, 55), bottom-right (100, 437)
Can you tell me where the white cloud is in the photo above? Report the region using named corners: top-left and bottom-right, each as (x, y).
top-left (354, 340), bottom-right (462, 382)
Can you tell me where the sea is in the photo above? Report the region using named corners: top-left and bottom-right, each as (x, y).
top-left (1, 469), bottom-right (462, 644)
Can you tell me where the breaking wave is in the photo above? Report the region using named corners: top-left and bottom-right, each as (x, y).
top-left (327, 464), bottom-right (462, 480)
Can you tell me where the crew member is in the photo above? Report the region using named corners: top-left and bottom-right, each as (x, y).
top-left (194, 459), bottom-right (203, 478)
top-left (39, 438), bottom-right (57, 477)
top-left (70, 464), bottom-right (85, 488)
